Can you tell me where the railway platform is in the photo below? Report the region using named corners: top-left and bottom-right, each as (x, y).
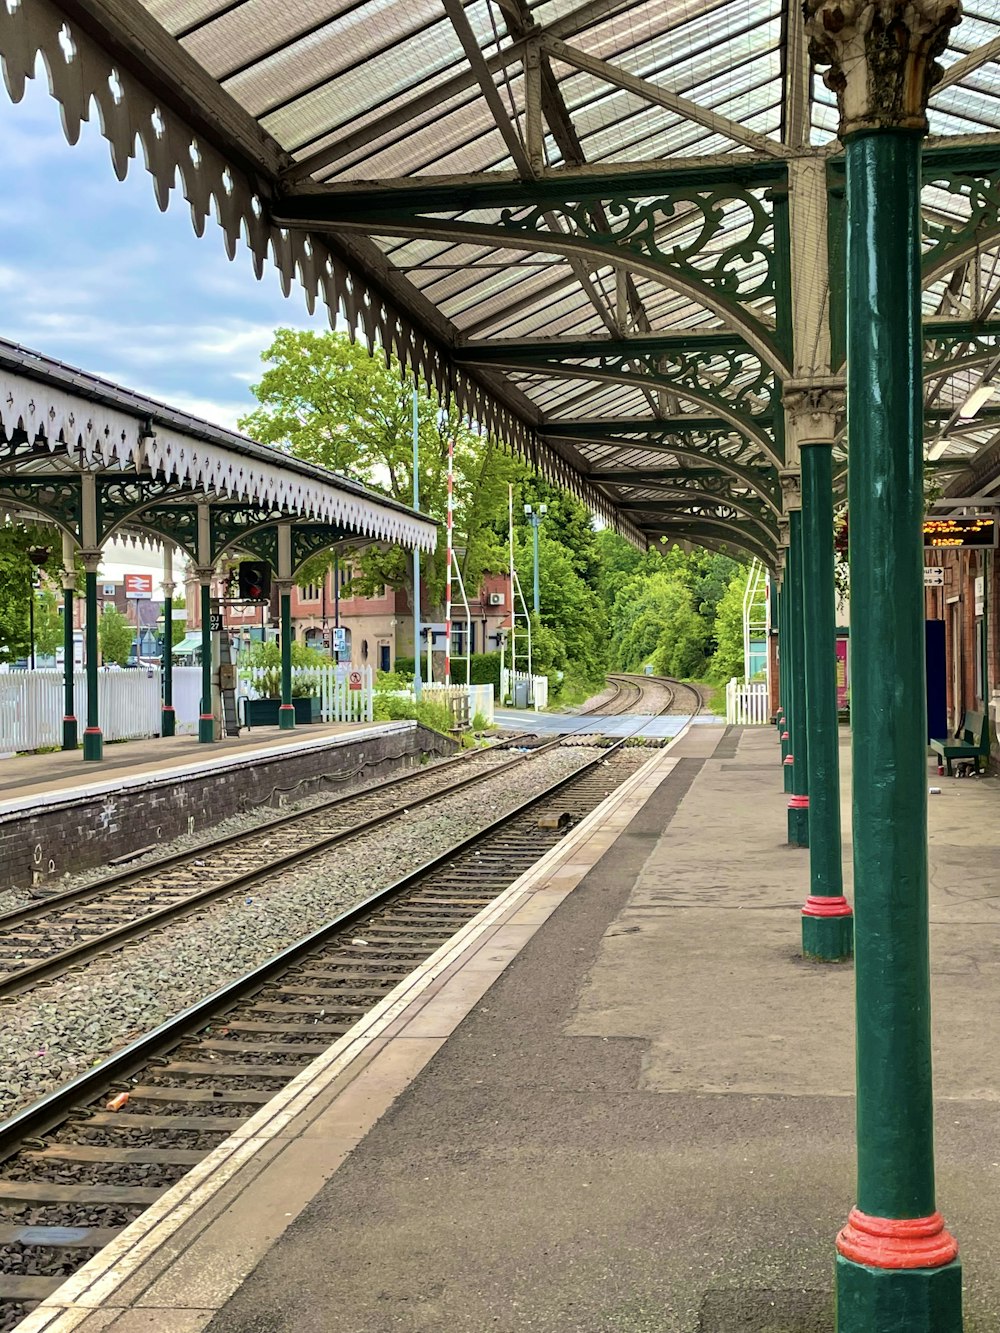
top-left (18, 722), bottom-right (1000, 1332)
top-left (0, 721), bottom-right (454, 891)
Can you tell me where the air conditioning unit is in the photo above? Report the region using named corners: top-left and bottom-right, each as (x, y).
top-left (488, 593), bottom-right (504, 606)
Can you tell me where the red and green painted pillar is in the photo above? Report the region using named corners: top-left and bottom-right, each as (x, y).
top-left (82, 563), bottom-right (102, 762)
top-left (800, 436), bottom-right (853, 962)
top-left (806, 2), bottom-right (964, 1327)
top-left (161, 546), bottom-right (176, 738)
top-left (199, 577), bottom-right (214, 744)
top-left (278, 583), bottom-right (295, 730)
top-left (778, 556), bottom-right (793, 788)
top-left (785, 504), bottom-right (808, 847)
top-left (61, 571), bottom-right (78, 752)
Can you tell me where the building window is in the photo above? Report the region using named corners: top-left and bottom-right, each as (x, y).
top-left (301, 583), bottom-right (321, 601)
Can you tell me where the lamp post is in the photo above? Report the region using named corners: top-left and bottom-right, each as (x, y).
top-left (523, 503), bottom-right (546, 614)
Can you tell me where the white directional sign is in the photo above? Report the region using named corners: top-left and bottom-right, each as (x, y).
top-left (923, 567), bottom-right (945, 586)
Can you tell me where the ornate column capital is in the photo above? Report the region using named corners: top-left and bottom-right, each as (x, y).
top-left (784, 377), bottom-right (846, 449)
top-left (803, 0), bottom-right (962, 137)
top-left (780, 470), bottom-right (803, 514)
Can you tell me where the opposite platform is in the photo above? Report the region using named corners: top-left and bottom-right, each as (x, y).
top-left (0, 721), bottom-right (453, 890)
top-left (15, 724), bottom-right (1000, 1332)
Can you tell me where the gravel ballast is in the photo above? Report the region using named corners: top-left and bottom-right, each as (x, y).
top-left (0, 745), bottom-right (610, 1120)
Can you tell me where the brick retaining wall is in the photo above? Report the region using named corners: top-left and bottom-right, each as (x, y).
top-left (0, 724), bottom-right (456, 890)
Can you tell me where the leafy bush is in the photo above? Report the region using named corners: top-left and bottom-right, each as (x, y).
top-left (393, 655), bottom-right (416, 676)
top-left (448, 653), bottom-right (501, 689)
top-left (372, 692), bottom-right (454, 736)
top-left (375, 669), bottom-right (413, 690)
top-left (240, 639), bottom-right (328, 698)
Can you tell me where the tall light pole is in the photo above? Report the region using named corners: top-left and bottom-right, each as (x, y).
top-left (523, 503), bottom-right (546, 614)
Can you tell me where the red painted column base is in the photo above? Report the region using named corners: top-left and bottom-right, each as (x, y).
top-left (837, 1208), bottom-right (958, 1270)
top-left (802, 894), bottom-right (852, 919)
top-left (788, 794), bottom-right (809, 808)
top-left (783, 754), bottom-right (794, 766)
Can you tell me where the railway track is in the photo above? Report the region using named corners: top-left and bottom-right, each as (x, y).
top-left (580, 672), bottom-right (703, 718)
top-left (0, 738), bottom-right (652, 1328)
top-left (0, 733), bottom-right (564, 1002)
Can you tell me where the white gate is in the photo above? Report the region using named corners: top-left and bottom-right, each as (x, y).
top-left (725, 678), bottom-right (769, 725)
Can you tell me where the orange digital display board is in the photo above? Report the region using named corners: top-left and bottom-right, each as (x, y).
top-left (922, 517), bottom-right (997, 548)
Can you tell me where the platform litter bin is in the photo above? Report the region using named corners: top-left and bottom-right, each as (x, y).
top-left (514, 679), bottom-right (530, 709)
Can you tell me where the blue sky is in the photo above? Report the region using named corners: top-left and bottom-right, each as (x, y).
top-left (0, 67), bottom-right (327, 430)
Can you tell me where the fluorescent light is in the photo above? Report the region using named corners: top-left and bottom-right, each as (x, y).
top-left (959, 382), bottom-right (996, 419)
top-left (927, 437), bottom-right (948, 461)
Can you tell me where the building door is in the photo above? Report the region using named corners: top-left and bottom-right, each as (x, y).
top-left (379, 641), bottom-right (390, 672)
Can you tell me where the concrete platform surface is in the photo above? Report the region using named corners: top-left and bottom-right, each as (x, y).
top-left (0, 721), bottom-right (401, 811)
top-left (17, 724), bottom-right (1000, 1333)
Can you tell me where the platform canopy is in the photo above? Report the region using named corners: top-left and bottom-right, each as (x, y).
top-left (0, 337), bottom-right (437, 571)
top-left (1, 1), bottom-right (1000, 564)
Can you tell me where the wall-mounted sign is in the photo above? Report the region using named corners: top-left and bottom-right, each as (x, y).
top-left (976, 575), bottom-right (985, 615)
top-left (923, 517), bottom-right (997, 548)
top-left (124, 573), bottom-right (154, 599)
top-left (923, 567), bottom-right (945, 586)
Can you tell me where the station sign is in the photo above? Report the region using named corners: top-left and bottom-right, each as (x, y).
top-left (332, 627), bottom-right (346, 653)
top-left (923, 567), bottom-right (945, 586)
top-left (124, 573), bottom-right (154, 599)
top-left (209, 612), bottom-right (223, 632)
top-left (923, 516), bottom-right (997, 548)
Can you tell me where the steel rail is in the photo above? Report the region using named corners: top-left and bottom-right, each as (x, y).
top-left (0, 734), bottom-right (572, 1001)
top-left (0, 729), bottom-right (644, 1160)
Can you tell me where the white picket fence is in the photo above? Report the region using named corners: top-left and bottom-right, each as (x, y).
top-left (0, 669), bottom-right (161, 753)
top-left (726, 678), bottom-right (769, 725)
top-left (500, 668), bottom-right (548, 711)
top-left (0, 663), bottom-right (376, 754)
top-left (421, 682), bottom-right (495, 726)
top-left (239, 665), bottom-right (374, 724)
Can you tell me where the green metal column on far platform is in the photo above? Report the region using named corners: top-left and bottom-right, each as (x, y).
top-left (836, 130), bottom-right (961, 1330)
top-left (161, 548), bottom-right (176, 738)
top-left (82, 570), bottom-right (102, 761)
top-left (162, 592), bottom-right (176, 736)
top-left (199, 581), bottom-right (214, 743)
top-left (800, 442), bottom-right (853, 960)
top-left (61, 579), bottom-right (77, 751)
top-left (279, 588), bottom-right (295, 730)
top-left (779, 574), bottom-right (792, 785)
top-left (786, 512), bottom-right (808, 846)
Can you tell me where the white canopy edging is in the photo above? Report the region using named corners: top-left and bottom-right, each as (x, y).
top-left (0, 369), bottom-right (437, 554)
top-left (0, 0), bottom-right (645, 550)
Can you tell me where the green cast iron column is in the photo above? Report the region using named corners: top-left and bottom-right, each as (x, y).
top-left (82, 571), bottom-right (102, 761)
top-left (199, 581), bottom-right (214, 743)
top-left (780, 575), bottom-right (793, 785)
top-left (279, 590), bottom-right (295, 730)
top-left (162, 593), bottom-right (176, 737)
top-left (61, 584), bottom-right (77, 751)
top-left (835, 128), bottom-right (961, 1329)
top-left (786, 511), bottom-right (808, 847)
top-left (800, 444), bottom-right (853, 960)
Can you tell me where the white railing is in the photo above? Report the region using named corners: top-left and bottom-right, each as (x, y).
top-left (0, 668), bottom-right (162, 754)
top-left (422, 682), bottom-right (495, 725)
top-left (239, 665), bottom-right (374, 724)
top-left (500, 668), bottom-right (548, 711)
top-left (726, 678), bottom-right (769, 725)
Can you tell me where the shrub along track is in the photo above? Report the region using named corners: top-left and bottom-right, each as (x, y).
top-left (0, 735), bottom-right (654, 1328)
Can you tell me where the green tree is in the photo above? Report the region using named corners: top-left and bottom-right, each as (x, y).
top-left (238, 329), bottom-right (517, 605)
top-left (98, 607), bottom-right (134, 666)
top-left (170, 597), bottom-right (187, 647)
top-left (33, 587), bottom-right (63, 659)
top-left (515, 533), bottom-right (608, 690)
top-left (0, 524), bottom-right (70, 664)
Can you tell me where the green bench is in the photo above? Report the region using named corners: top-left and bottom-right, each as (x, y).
top-left (930, 709), bottom-right (991, 776)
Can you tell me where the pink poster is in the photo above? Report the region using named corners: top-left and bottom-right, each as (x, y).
top-left (835, 638), bottom-right (849, 712)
